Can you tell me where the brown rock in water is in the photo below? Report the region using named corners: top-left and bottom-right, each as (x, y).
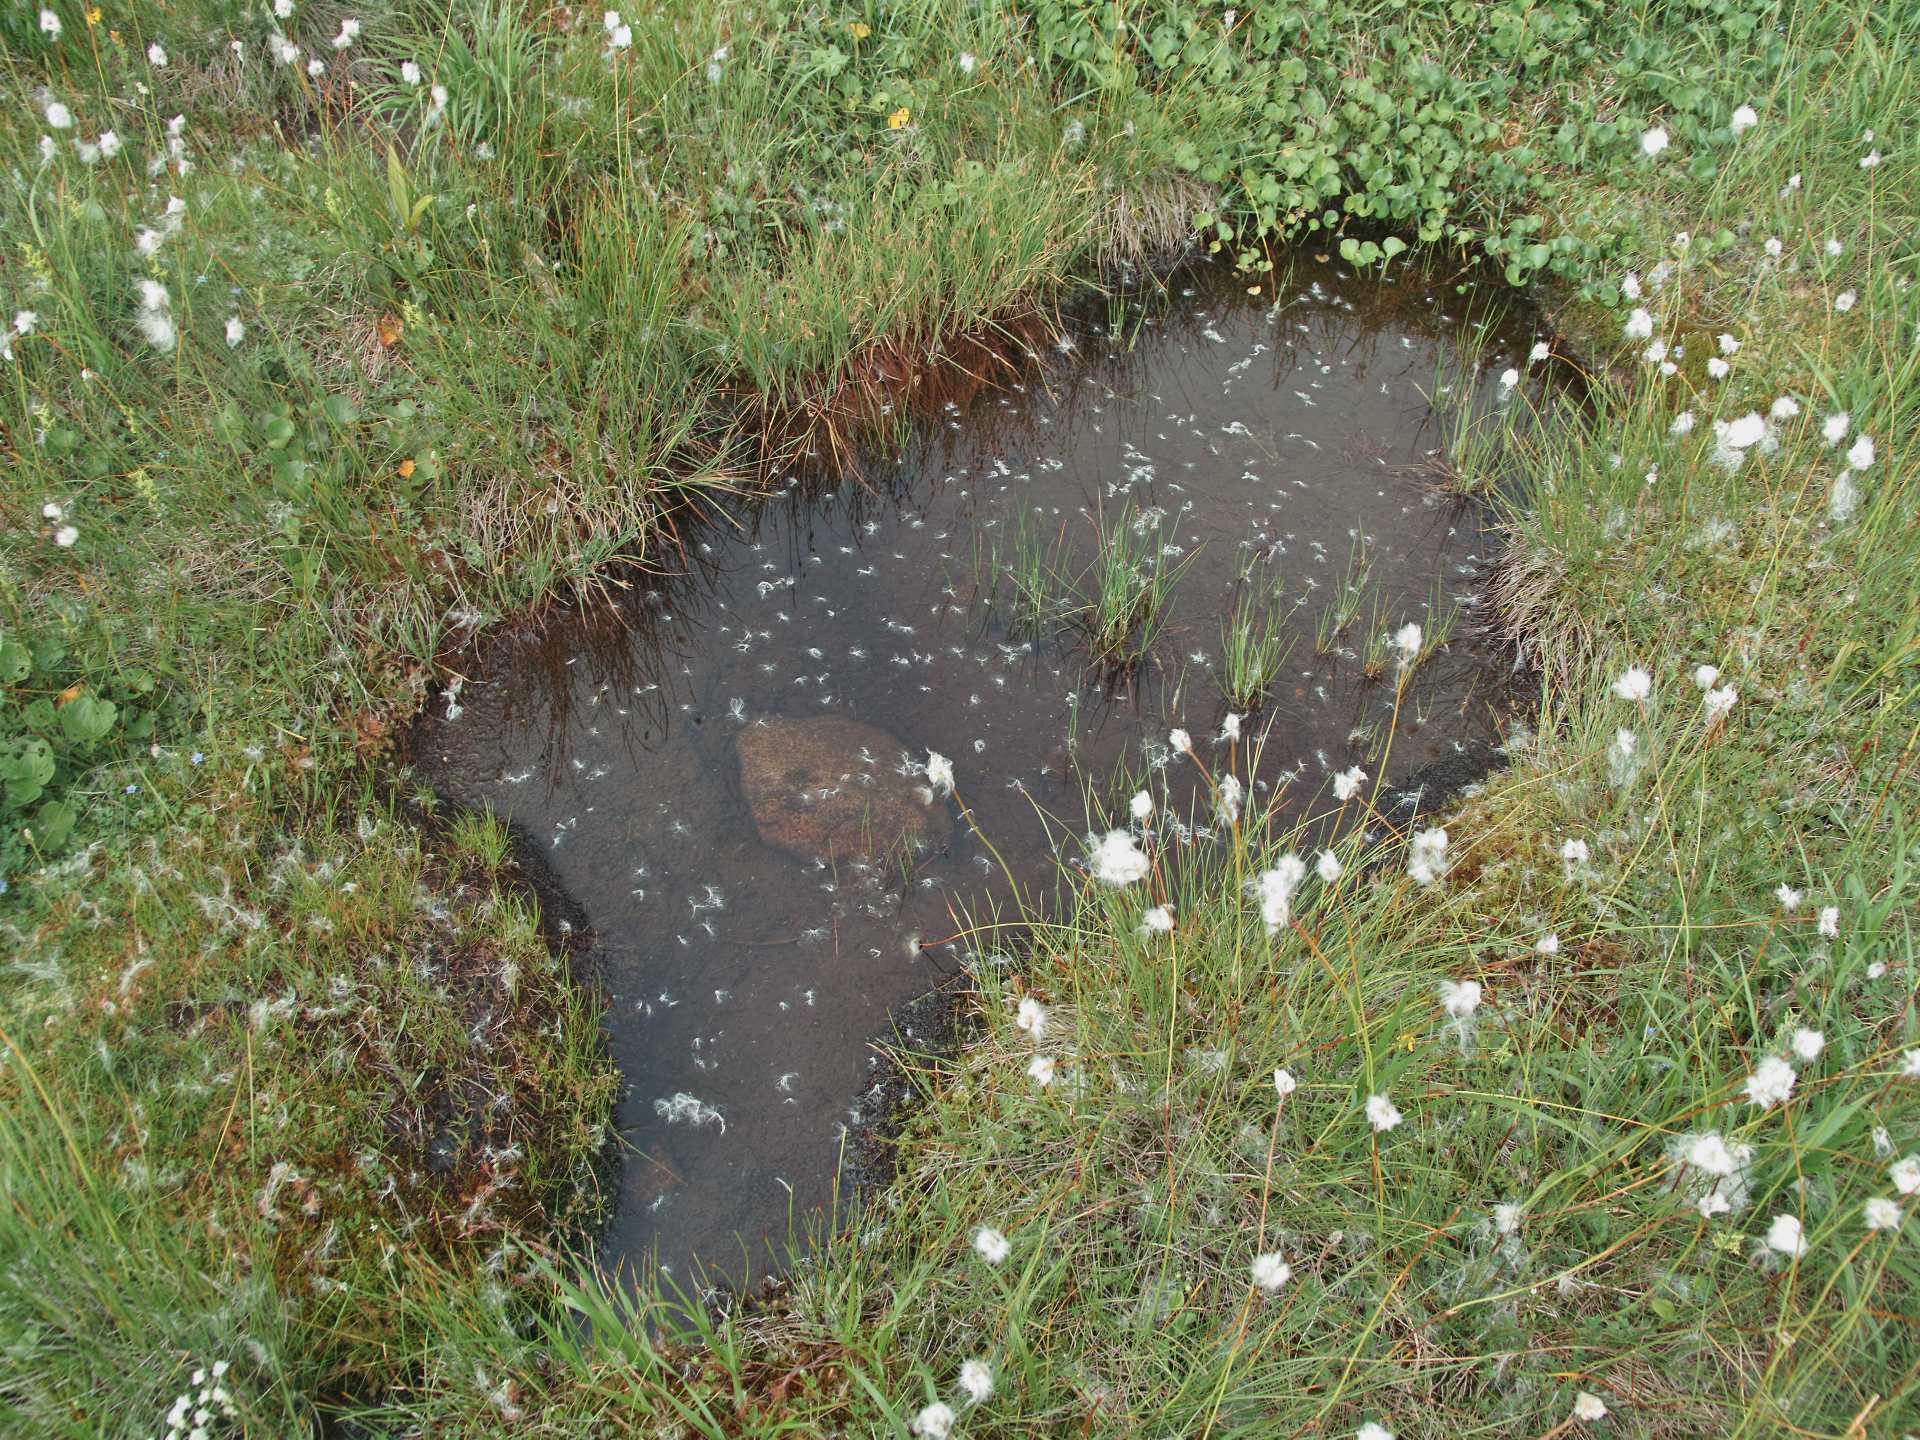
top-left (736, 716), bottom-right (950, 859)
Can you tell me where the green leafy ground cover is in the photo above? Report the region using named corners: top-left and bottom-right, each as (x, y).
top-left (2, 1), bottom-right (1915, 1434)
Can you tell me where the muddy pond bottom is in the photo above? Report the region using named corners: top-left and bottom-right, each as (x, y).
top-left (414, 262), bottom-right (1550, 1287)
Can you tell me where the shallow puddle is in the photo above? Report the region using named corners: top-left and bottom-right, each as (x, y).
top-left (414, 261), bottom-right (1548, 1288)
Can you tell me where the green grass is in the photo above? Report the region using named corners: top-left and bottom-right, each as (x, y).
top-left (1218, 571), bottom-right (1294, 712)
top-left (4, 0), bottom-right (1918, 1434)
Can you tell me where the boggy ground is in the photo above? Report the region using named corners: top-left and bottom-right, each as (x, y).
top-left (1, 2), bottom-right (1916, 1436)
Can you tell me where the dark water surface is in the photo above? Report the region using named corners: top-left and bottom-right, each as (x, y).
top-left (414, 262), bottom-right (1546, 1287)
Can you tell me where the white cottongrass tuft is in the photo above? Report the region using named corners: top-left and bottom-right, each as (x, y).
top-left (1215, 772), bottom-right (1244, 826)
top-left (912, 1402), bottom-right (955, 1439)
top-left (1365, 1093), bottom-right (1403, 1133)
top-left (1683, 1132), bottom-right (1740, 1177)
top-left (1168, 727), bottom-right (1193, 755)
top-left (1357, 1422), bottom-right (1395, 1440)
top-left (1573, 1391), bottom-right (1609, 1422)
top-left (1252, 855), bottom-right (1306, 935)
top-left (224, 315), bottom-right (244, 348)
top-left (1140, 905), bottom-right (1174, 936)
top-left (1846, 434), bottom-right (1875, 471)
top-left (1639, 125), bottom-right (1669, 156)
top-left (1536, 933), bottom-right (1560, 955)
top-left (1272, 1067), bottom-right (1297, 1099)
top-left (1702, 686), bottom-right (1738, 725)
top-left (40, 7), bottom-right (61, 37)
top-left (1250, 1252), bottom-right (1291, 1292)
top-left (1706, 357), bottom-right (1730, 380)
top-left (401, 60), bottom-right (423, 84)
top-left (957, 1358), bottom-right (993, 1405)
top-left (45, 100), bottom-right (73, 130)
top-left (925, 751), bottom-right (954, 796)
top-left (1407, 827), bottom-right (1449, 886)
top-left (1864, 1197), bottom-right (1902, 1232)
top-left (1693, 664), bottom-right (1720, 691)
top-left (1818, 905), bottom-right (1839, 938)
top-left (1439, 979), bottom-right (1482, 1018)
top-left (1130, 789), bottom-right (1153, 820)
top-left (1499, 367), bottom-right (1519, 390)
top-left (1332, 765), bottom-right (1367, 802)
top-left (1789, 1028), bottom-right (1824, 1063)
top-left (1624, 308), bottom-right (1653, 341)
top-left (148, 42), bottom-right (168, 66)
top-left (972, 1226), bottom-right (1010, 1264)
top-left (1611, 666), bottom-right (1652, 702)
top-left (1744, 1055), bottom-right (1796, 1109)
top-left (1390, 623), bottom-right (1423, 670)
top-left (134, 279), bottom-right (176, 353)
top-left (1730, 104), bottom-right (1758, 135)
top-left (1089, 830), bottom-right (1149, 887)
top-left (54, 525), bottom-right (79, 548)
top-left (1014, 997), bottom-right (1046, 1040)
top-left (1774, 884), bottom-right (1802, 912)
top-left (332, 17), bottom-right (361, 49)
top-left (1670, 410), bottom-right (1695, 436)
top-left (1560, 837), bottom-right (1590, 880)
top-left (1026, 1055), bottom-right (1056, 1087)
top-left (1822, 412), bottom-right (1850, 447)
top-left (1893, 1157), bottom-right (1920, 1196)
top-left (1763, 1213), bottom-right (1807, 1257)
top-left (1315, 849), bottom-right (1342, 884)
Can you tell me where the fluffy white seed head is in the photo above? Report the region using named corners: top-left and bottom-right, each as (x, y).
top-left (1744, 1056), bottom-right (1796, 1109)
top-left (1764, 1213), bottom-right (1807, 1257)
top-left (1611, 666), bottom-right (1651, 702)
top-left (957, 1358), bottom-right (993, 1404)
top-left (972, 1227), bottom-right (1010, 1263)
top-left (1250, 1252), bottom-right (1291, 1292)
top-left (1090, 829), bottom-right (1149, 887)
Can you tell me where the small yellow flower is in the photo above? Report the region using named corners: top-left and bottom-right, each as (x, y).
top-left (86, 6), bottom-right (103, 26)
top-left (887, 106), bottom-right (910, 130)
top-left (849, 21), bottom-right (870, 38)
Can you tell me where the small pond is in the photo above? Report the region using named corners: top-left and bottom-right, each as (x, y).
top-left (413, 260), bottom-right (1550, 1288)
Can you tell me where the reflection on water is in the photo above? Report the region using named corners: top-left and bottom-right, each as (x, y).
top-left (414, 261), bottom-right (1548, 1287)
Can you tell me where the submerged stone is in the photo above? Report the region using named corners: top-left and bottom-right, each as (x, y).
top-left (736, 716), bottom-right (950, 859)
